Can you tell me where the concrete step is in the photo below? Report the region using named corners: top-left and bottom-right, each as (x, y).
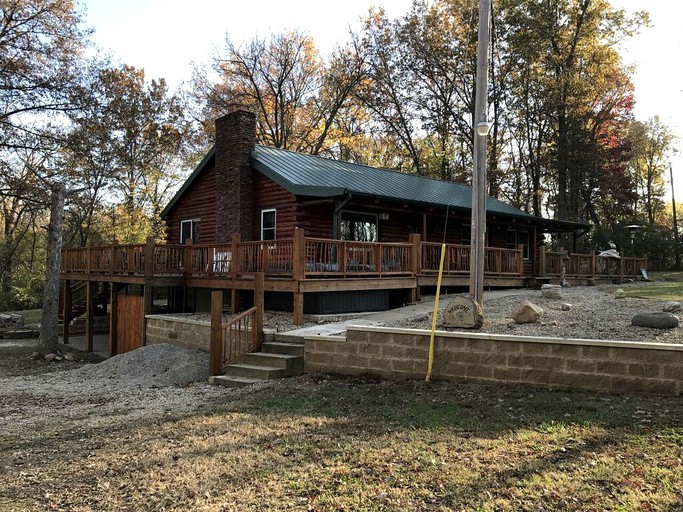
top-left (223, 363), bottom-right (287, 380)
top-left (261, 341), bottom-right (305, 357)
top-left (273, 332), bottom-right (307, 344)
top-left (241, 352), bottom-right (302, 372)
top-left (210, 375), bottom-right (265, 388)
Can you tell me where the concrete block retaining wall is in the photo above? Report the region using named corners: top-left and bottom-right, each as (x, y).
top-left (304, 326), bottom-right (683, 396)
top-left (146, 315), bottom-right (210, 352)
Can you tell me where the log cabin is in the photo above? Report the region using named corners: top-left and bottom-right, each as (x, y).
top-left (61, 106), bottom-right (647, 355)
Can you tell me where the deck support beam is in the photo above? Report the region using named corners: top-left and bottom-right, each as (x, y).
top-left (85, 281), bottom-right (94, 352)
top-left (109, 283), bottom-right (118, 356)
top-left (62, 279), bottom-right (71, 345)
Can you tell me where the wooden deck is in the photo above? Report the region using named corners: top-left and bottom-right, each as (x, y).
top-left (61, 230), bottom-right (647, 336)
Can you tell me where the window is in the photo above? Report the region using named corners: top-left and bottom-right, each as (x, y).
top-left (180, 219), bottom-right (199, 244)
top-left (261, 209), bottom-right (276, 240)
top-left (507, 228), bottom-right (530, 260)
top-left (340, 211), bottom-right (378, 242)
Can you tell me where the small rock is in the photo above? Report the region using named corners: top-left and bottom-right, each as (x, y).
top-left (44, 353), bottom-right (57, 361)
top-left (541, 284), bottom-right (563, 299)
top-left (561, 303), bottom-right (572, 311)
top-left (631, 312), bottom-right (679, 329)
top-left (662, 301), bottom-right (682, 313)
top-left (30, 351), bottom-right (40, 359)
top-left (443, 296), bottom-right (484, 329)
top-left (586, 279), bottom-right (596, 286)
top-left (614, 289), bottom-right (626, 299)
top-left (64, 353), bottom-right (75, 361)
top-left (511, 300), bottom-right (543, 324)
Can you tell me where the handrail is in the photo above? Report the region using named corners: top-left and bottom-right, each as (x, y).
top-left (211, 306), bottom-right (259, 375)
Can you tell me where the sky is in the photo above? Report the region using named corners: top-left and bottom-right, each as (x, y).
top-left (82, 0), bottom-right (682, 201)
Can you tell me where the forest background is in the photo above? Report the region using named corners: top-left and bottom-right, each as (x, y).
top-left (0, 0), bottom-right (679, 311)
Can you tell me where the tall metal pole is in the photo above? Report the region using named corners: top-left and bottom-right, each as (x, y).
top-left (469, 0), bottom-right (491, 306)
top-left (671, 164), bottom-right (680, 270)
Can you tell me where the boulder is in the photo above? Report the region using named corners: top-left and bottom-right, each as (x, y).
top-left (541, 284), bottom-right (563, 299)
top-left (511, 300), bottom-right (543, 324)
top-left (443, 296), bottom-right (484, 329)
top-left (631, 312), bottom-right (679, 329)
top-left (561, 303), bottom-right (573, 311)
top-left (662, 301), bottom-right (682, 313)
top-left (614, 289), bottom-right (626, 299)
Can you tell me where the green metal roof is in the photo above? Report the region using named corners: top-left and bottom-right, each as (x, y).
top-left (163, 143), bottom-right (589, 230)
top-left (251, 145), bottom-right (539, 221)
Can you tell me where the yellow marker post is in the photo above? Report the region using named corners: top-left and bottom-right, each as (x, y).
top-left (425, 243), bottom-right (446, 382)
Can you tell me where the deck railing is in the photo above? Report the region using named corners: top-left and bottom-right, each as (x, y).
top-left (62, 235), bottom-right (647, 282)
top-left (541, 248), bottom-right (646, 279)
top-left (303, 238), bottom-right (412, 276)
top-left (421, 243), bottom-right (523, 276)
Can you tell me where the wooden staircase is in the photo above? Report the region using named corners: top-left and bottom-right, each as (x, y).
top-left (210, 335), bottom-right (305, 388)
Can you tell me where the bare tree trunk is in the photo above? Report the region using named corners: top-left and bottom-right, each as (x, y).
top-left (39, 183), bottom-right (66, 353)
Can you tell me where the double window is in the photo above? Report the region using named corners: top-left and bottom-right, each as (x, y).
top-left (340, 211), bottom-right (378, 242)
top-left (507, 228), bottom-right (530, 260)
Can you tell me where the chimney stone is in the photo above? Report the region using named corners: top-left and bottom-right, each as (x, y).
top-left (214, 107), bottom-right (257, 243)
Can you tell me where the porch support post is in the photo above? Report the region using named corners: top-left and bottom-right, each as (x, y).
top-left (409, 233), bottom-right (421, 303)
top-left (293, 292), bottom-right (304, 326)
top-left (62, 279), bottom-right (71, 345)
top-left (109, 283), bottom-right (118, 357)
top-left (142, 284), bottom-right (152, 346)
top-left (230, 233), bottom-right (240, 278)
top-left (539, 246), bottom-right (546, 277)
top-left (517, 245), bottom-right (524, 275)
top-left (292, 228), bottom-right (305, 326)
top-left (209, 290), bottom-right (223, 377)
top-left (254, 272), bottom-right (264, 345)
top-left (85, 280), bottom-right (94, 352)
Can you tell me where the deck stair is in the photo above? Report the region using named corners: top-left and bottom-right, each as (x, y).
top-left (210, 335), bottom-right (305, 388)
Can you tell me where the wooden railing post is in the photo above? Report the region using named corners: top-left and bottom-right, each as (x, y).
top-left (293, 228), bottom-right (305, 280)
top-left (409, 234), bottom-right (421, 276)
top-left (589, 250), bottom-right (596, 278)
top-left (230, 233), bottom-right (240, 277)
top-left (183, 239), bottom-right (193, 276)
top-left (518, 245), bottom-right (524, 275)
top-left (144, 236), bottom-right (155, 278)
top-left (209, 290), bottom-right (223, 377)
top-left (538, 246), bottom-right (546, 277)
top-left (375, 243), bottom-right (382, 275)
top-left (254, 272), bottom-right (264, 345)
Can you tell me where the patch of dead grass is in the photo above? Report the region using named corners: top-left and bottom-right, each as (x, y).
top-left (1, 377), bottom-right (682, 511)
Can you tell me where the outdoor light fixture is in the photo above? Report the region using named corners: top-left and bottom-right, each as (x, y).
top-left (625, 224), bottom-right (641, 254)
top-left (476, 121), bottom-right (491, 136)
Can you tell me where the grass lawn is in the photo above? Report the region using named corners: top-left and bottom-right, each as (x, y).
top-left (623, 274), bottom-right (683, 301)
top-left (5, 308), bottom-right (41, 324)
top-left (3, 377), bottom-right (682, 511)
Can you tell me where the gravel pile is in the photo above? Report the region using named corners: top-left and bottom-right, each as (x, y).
top-left (387, 284), bottom-right (683, 344)
top-left (72, 343), bottom-right (210, 387)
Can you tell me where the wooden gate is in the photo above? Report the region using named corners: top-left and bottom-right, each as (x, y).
top-left (115, 294), bottom-right (145, 354)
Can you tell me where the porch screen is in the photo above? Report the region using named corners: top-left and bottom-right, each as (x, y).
top-left (340, 211), bottom-right (377, 242)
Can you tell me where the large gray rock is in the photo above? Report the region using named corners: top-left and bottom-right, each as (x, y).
top-left (511, 300), bottom-right (543, 324)
top-left (614, 289), bottom-right (626, 299)
top-left (631, 312), bottom-right (679, 329)
top-left (443, 296), bottom-right (484, 329)
top-left (662, 301), bottom-right (682, 313)
top-left (541, 284), bottom-right (563, 299)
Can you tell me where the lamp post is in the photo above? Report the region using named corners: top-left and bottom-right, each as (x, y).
top-left (625, 224), bottom-right (641, 256)
top-left (469, 0), bottom-right (491, 307)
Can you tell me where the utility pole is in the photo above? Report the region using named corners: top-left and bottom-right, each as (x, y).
top-left (671, 164), bottom-right (680, 270)
top-left (469, 0), bottom-right (491, 307)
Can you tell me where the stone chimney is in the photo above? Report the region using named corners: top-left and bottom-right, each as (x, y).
top-left (214, 105), bottom-right (257, 243)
